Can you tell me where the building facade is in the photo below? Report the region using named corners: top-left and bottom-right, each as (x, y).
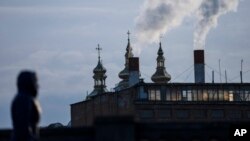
top-left (71, 33), bottom-right (250, 127)
top-left (71, 81), bottom-right (250, 126)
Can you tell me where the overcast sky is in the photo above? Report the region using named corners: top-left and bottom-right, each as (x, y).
top-left (1, 0), bottom-right (250, 128)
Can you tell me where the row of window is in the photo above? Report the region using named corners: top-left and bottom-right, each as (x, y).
top-left (139, 86), bottom-right (250, 101)
top-left (139, 109), bottom-right (249, 119)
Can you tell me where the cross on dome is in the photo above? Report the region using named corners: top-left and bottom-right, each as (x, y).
top-left (127, 30), bottom-right (130, 40)
top-left (96, 44), bottom-right (102, 61)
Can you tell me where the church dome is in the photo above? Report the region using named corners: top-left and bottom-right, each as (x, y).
top-left (93, 61), bottom-right (106, 74)
top-left (151, 42), bottom-right (171, 83)
top-left (151, 69), bottom-right (171, 83)
top-left (119, 67), bottom-right (129, 80)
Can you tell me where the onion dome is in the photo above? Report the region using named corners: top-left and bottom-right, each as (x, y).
top-left (93, 60), bottom-right (106, 74)
top-left (151, 42), bottom-right (171, 83)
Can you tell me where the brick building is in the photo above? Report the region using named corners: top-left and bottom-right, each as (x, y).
top-left (71, 32), bottom-right (250, 127)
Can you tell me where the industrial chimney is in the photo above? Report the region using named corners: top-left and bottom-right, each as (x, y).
top-left (194, 50), bottom-right (205, 83)
top-left (128, 57), bottom-right (140, 86)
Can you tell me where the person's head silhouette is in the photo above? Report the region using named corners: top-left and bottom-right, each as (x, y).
top-left (17, 71), bottom-right (38, 97)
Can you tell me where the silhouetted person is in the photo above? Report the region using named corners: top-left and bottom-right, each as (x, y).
top-left (11, 71), bottom-right (41, 141)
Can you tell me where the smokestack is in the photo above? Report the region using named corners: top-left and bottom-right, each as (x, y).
top-left (194, 50), bottom-right (205, 83)
top-left (128, 57), bottom-right (140, 86)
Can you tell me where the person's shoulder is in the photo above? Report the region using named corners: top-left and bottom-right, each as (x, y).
top-left (33, 98), bottom-right (42, 113)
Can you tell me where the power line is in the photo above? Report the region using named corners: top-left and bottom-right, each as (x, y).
top-left (171, 64), bottom-right (194, 82)
top-left (205, 69), bottom-right (212, 82)
top-left (230, 69), bottom-right (250, 82)
top-left (184, 67), bottom-right (194, 82)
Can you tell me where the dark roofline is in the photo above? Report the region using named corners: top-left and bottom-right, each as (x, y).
top-left (138, 82), bottom-right (250, 87)
top-left (70, 101), bottom-right (85, 106)
top-left (70, 92), bottom-right (116, 106)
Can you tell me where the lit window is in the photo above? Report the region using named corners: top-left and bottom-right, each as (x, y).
top-left (148, 89), bottom-right (161, 101)
top-left (156, 90), bottom-right (161, 101)
top-left (203, 89), bottom-right (208, 101)
top-left (149, 89), bottom-right (155, 100)
top-left (218, 90), bottom-right (224, 101)
top-left (229, 91), bottom-right (234, 101)
top-left (198, 90), bottom-right (203, 101)
top-left (193, 89), bottom-right (197, 101)
top-left (166, 89), bottom-right (171, 101)
top-left (187, 90), bottom-right (192, 101)
top-left (224, 90), bottom-right (229, 101)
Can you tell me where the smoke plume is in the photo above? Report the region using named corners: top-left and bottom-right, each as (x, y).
top-left (194, 0), bottom-right (239, 49)
top-left (135, 0), bottom-right (201, 44)
top-left (135, 0), bottom-right (239, 51)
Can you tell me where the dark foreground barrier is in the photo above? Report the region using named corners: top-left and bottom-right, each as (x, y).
top-left (0, 127), bottom-right (95, 141)
top-left (1, 117), bottom-right (249, 141)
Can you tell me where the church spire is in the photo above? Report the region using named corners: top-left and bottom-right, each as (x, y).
top-left (158, 35), bottom-right (164, 56)
top-left (151, 40), bottom-right (171, 83)
top-left (87, 44), bottom-right (108, 99)
top-left (127, 30), bottom-right (130, 42)
top-left (117, 31), bottom-right (134, 89)
top-left (118, 31), bottom-right (134, 80)
top-left (158, 41), bottom-right (163, 56)
top-left (126, 30), bottom-right (133, 59)
top-left (127, 30), bottom-right (131, 48)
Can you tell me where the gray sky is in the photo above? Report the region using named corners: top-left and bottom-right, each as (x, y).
top-left (1, 0), bottom-right (250, 128)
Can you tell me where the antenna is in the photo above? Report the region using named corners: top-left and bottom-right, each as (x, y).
top-left (212, 70), bottom-right (214, 83)
top-left (240, 59), bottom-right (243, 83)
top-left (219, 59), bottom-right (222, 83)
top-left (225, 70), bottom-right (227, 83)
